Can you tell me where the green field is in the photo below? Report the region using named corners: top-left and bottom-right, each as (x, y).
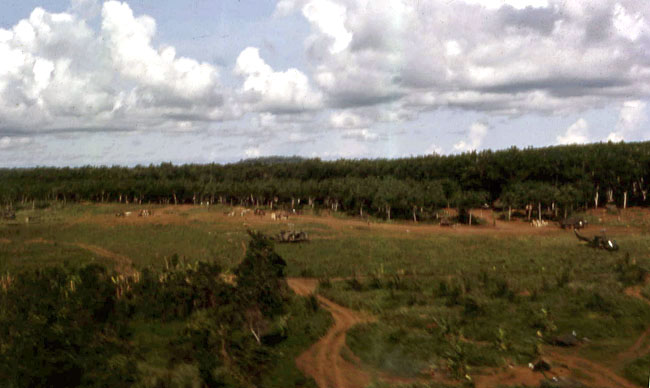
top-left (2, 203), bottom-right (650, 387)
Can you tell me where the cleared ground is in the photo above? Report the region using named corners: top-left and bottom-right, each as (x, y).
top-left (2, 203), bottom-right (650, 387)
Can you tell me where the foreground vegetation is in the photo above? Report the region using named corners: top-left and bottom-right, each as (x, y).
top-left (322, 251), bottom-right (650, 381)
top-left (0, 231), bottom-right (331, 387)
top-left (2, 203), bottom-right (650, 386)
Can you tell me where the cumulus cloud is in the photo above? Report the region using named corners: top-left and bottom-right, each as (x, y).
top-left (4, 0), bottom-right (650, 166)
top-left (102, 2), bottom-right (220, 102)
top-left (0, 136), bottom-right (32, 150)
top-left (244, 147), bottom-right (261, 158)
top-left (607, 100), bottom-right (647, 141)
top-left (234, 47), bottom-right (322, 114)
top-left (462, 0), bottom-right (549, 10)
top-left (277, 0), bottom-right (650, 117)
top-left (613, 3), bottom-right (647, 41)
top-left (69, 0), bottom-right (100, 20)
top-left (454, 122), bottom-right (488, 152)
top-left (302, 0), bottom-right (352, 54)
top-left (557, 118), bottom-right (589, 144)
top-left (341, 129), bottom-right (379, 142)
top-left (426, 143), bottom-right (444, 155)
top-left (0, 1), bottom-right (233, 137)
top-left (329, 111), bottom-right (371, 129)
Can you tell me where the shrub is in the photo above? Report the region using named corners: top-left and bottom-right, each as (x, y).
top-left (346, 277), bottom-right (365, 291)
top-left (463, 297), bottom-right (483, 317)
top-left (614, 253), bottom-right (646, 286)
top-left (306, 294), bottom-right (319, 312)
top-left (318, 276), bottom-right (331, 289)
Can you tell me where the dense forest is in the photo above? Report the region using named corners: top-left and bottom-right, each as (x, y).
top-left (2, 142), bottom-right (649, 221)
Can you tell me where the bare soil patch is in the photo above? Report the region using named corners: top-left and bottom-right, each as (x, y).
top-left (72, 242), bottom-right (135, 276)
top-left (288, 278), bottom-right (374, 388)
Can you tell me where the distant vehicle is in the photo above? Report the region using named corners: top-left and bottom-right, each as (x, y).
top-left (574, 229), bottom-right (619, 252)
top-left (560, 217), bottom-right (587, 230)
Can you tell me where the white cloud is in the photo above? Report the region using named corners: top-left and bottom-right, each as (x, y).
top-left (454, 122), bottom-right (488, 152)
top-left (426, 143), bottom-right (444, 155)
top-left (329, 111), bottom-right (370, 129)
top-left (234, 47), bottom-right (322, 113)
top-left (607, 100), bottom-right (647, 141)
top-left (302, 0), bottom-right (352, 54)
top-left (341, 129), bottom-right (379, 142)
top-left (244, 147), bottom-right (261, 158)
top-left (0, 136), bottom-right (32, 150)
top-left (273, 0), bottom-right (309, 17)
top-left (101, 1), bottom-right (220, 101)
top-left (276, 0), bottom-right (650, 119)
top-left (618, 100), bottom-right (647, 130)
top-left (460, 0), bottom-right (549, 10)
top-left (613, 3), bottom-right (646, 41)
top-left (557, 118), bottom-right (589, 144)
top-left (69, 0), bottom-right (100, 20)
top-left (0, 1), bottom-right (233, 137)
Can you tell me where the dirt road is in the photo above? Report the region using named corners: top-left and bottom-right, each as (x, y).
top-left (287, 278), bottom-right (375, 388)
top-left (25, 238), bottom-right (135, 276)
top-left (72, 242), bottom-right (135, 276)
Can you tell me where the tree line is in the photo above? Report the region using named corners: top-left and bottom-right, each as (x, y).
top-left (2, 141), bottom-right (649, 221)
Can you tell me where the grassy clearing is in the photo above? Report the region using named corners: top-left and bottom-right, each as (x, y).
top-left (623, 353), bottom-right (650, 386)
top-left (319, 248), bottom-right (650, 382)
top-left (3, 203), bottom-right (650, 386)
top-left (0, 236), bottom-right (110, 271)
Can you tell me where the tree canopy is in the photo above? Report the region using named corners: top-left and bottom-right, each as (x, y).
top-left (2, 141), bottom-right (649, 220)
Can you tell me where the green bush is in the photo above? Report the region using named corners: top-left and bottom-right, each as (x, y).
top-left (0, 264), bottom-right (137, 387)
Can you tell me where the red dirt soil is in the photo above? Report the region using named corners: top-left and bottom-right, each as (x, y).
top-left (288, 278), bottom-right (375, 388)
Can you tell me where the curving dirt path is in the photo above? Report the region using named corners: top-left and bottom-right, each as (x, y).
top-left (619, 279), bottom-right (650, 367)
top-left (287, 278), bottom-right (375, 388)
top-left (548, 349), bottom-right (639, 388)
top-left (71, 242), bottom-right (135, 276)
top-left (25, 238), bottom-right (135, 276)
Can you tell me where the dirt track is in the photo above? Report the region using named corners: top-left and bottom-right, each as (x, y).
top-left (72, 242), bottom-right (135, 276)
top-left (288, 278), bottom-right (375, 388)
top-left (25, 238), bottom-right (135, 276)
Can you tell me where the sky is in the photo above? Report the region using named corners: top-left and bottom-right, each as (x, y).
top-left (0, 0), bottom-right (649, 167)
